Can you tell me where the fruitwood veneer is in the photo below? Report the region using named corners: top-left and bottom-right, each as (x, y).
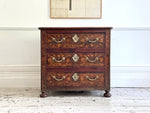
top-left (39, 27), bottom-right (112, 97)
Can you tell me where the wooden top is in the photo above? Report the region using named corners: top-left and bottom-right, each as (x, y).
top-left (39, 27), bottom-right (112, 30)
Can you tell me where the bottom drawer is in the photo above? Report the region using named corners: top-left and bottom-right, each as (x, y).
top-left (46, 72), bottom-right (104, 90)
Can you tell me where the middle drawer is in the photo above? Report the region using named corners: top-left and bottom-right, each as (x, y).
top-left (47, 53), bottom-right (105, 67)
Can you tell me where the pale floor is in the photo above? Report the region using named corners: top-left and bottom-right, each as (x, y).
top-left (0, 88), bottom-right (150, 113)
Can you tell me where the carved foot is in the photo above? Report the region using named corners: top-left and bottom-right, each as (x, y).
top-left (104, 90), bottom-right (111, 97)
top-left (40, 91), bottom-right (48, 98)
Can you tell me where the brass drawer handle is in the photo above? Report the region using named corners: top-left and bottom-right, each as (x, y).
top-left (86, 75), bottom-right (99, 81)
top-left (52, 57), bottom-right (65, 63)
top-left (86, 57), bottom-right (98, 63)
top-left (86, 38), bottom-right (99, 43)
top-left (52, 38), bottom-right (65, 43)
top-left (52, 76), bottom-right (65, 81)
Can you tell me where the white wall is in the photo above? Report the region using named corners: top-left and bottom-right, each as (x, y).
top-left (0, 0), bottom-right (150, 27)
top-left (0, 0), bottom-right (150, 87)
top-left (111, 29), bottom-right (150, 66)
top-left (0, 29), bottom-right (40, 65)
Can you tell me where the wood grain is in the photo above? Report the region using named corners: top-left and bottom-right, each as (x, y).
top-left (46, 48), bottom-right (105, 53)
top-left (46, 67), bottom-right (105, 72)
top-left (47, 53), bottom-right (105, 67)
top-left (40, 27), bottom-right (112, 97)
top-left (46, 33), bottom-right (105, 49)
top-left (46, 72), bottom-right (104, 90)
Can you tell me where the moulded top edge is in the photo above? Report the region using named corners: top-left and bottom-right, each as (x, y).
top-left (39, 27), bottom-right (113, 30)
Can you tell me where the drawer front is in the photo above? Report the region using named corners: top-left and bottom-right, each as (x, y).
top-left (46, 33), bottom-right (105, 49)
top-left (47, 53), bottom-right (105, 67)
top-left (46, 72), bottom-right (104, 89)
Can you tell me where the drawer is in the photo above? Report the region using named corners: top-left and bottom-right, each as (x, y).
top-left (46, 33), bottom-right (105, 49)
top-left (46, 72), bottom-right (104, 89)
top-left (47, 53), bottom-right (105, 67)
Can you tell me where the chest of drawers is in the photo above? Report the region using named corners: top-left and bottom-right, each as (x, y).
top-left (39, 27), bottom-right (112, 97)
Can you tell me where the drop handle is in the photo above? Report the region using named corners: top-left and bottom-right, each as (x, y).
top-left (86, 76), bottom-right (99, 81)
top-left (52, 38), bottom-right (65, 43)
top-left (52, 76), bottom-right (66, 81)
top-left (86, 57), bottom-right (98, 63)
top-left (52, 57), bottom-right (65, 63)
top-left (86, 38), bottom-right (99, 43)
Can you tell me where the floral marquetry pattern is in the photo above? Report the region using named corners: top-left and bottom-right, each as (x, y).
top-left (46, 72), bottom-right (104, 88)
top-left (40, 27), bottom-right (112, 97)
top-left (47, 53), bottom-right (105, 67)
top-left (46, 33), bottom-right (105, 49)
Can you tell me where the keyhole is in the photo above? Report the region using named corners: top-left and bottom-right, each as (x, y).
top-left (69, 0), bottom-right (72, 10)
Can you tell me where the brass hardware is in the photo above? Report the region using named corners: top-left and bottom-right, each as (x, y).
top-left (72, 73), bottom-right (79, 81)
top-left (52, 38), bottom-right (65, 43)
top-left (86, 57), bottom-right (98, 63)
top-left (52, 57), bottom-right (65, 63)
top-left (72, 54), bottom-right (79, 62)
top-left (86, 75), bottom-right (99, 81)
top-left (52, 76), bottom-right (65, 81)
top-left (86, 38), bottom-right (99, 43)
top-left (72, 34), bottom-right (79, 43)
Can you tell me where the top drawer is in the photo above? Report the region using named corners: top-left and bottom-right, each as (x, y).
top-left (46, 33), bottom-right (105, 49)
